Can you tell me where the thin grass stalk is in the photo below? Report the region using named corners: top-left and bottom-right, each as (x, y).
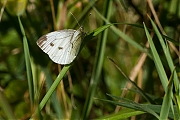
top-left (42, 67), bottom-right (64, 119)
top-left (31, 65), bottom-right (70, 118)
top-left (39, 65), bottom-right (70, 110)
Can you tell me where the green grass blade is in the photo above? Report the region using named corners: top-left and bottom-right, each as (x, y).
top-left (143, 22), bottom-right (177, 119)
top-left (42, 67), bottom-right (64, 119)
top-left (143, 23), bottom-right (168, 91)
top-left (92, 7), bottom-right (152, 58)
top-left (148, 18), bottom-right (180, 119)
top-left (98, 95), bottom-right (179, 119)
top-left (160, 71), bottom-right (174, 119)
top-left (113, 23), bottom-right (179, 46)
top-left (97, 97), bottom-right (160, 119)
top-left (175, 93), bottom-right (180, 118)
top-left (108, 57), bottom-right (155, 104)
top-left (39, 65), bottom-right (70, 110)
top-left (81, 23), bottom-right (112, 48)
top-left (162, 35), bottom-right (179, 46)
top-left (149, 19), bottom-right (180, 114)
top-left (32, 65), bottom-right (70, 118)
top-left (149, 18), bottom-right (179, 92)
top-left (98, 109), bottom-right (145, 120)
top-left (81, 1), bottom-right (112, 119)
top-left (18, 16), bottom-right (34, 104)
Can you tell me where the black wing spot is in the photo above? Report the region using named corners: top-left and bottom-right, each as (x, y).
top-left (58, 47), bottom-right (63, 50)
top-left (50, 42), bottom-right (54, 46)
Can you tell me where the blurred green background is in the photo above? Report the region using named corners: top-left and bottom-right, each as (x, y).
top-left (0, 0), bottom-right (180, 119)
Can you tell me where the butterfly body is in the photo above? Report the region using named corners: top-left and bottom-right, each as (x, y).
top-left (37, 27), bottom-right (85, 65)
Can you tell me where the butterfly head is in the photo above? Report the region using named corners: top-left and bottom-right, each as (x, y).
top-left (80, 26), bottom-right (84, 32)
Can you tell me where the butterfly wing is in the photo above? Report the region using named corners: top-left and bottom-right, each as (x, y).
top-left (37, 29), bottom-right (83, 64)
top-left (67, 28), bottom-right (84, 63)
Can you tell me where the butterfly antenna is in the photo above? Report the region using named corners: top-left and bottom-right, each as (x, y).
top-left (70, 12), bottom-right (81, 27)
top-left (81, 13), bottom-right (91, 26)
top-left (70, 12), bottom-right (91, 28)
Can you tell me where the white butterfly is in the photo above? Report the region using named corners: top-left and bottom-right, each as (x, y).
top-left (37, 27), bottom-right (85, 65)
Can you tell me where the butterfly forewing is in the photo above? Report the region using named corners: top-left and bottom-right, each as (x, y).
top-left (37, 28), bottom-right (84, 64)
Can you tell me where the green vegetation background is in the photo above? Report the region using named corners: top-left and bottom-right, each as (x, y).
top-left (0, 0), bottom-right (180, 119)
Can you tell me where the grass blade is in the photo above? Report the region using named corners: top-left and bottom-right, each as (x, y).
top-left (18, 16), bottom-right (34, 104)
top-left (149, 17), bottom-right (179, 92)
top-left (81, 24), bottom-right (112, 49)
top-left (108, 57), bottom-right (155, 104)
top-left (143, 22), bottom-right (168, 91)
top-left (39, 65), bottom-right (70, 110)
top-left (143, 22), bottom-right (177, 119)
top-left (32, 65), bottom-right (70, 118)
top-left (42, 68), bottom-right (64, 119)
top-left (97, 97), bottom-right (160, 119)
top-left (149, 18), bottom-right (180, 115)
top-left (92, 7), bottom-right (152, 58)
top-left (160, 71), bottom-right (174, 119)
top-left (81, 1), bottom-right (112, 119)
top-left (98, 109), bottom-right (145, 120)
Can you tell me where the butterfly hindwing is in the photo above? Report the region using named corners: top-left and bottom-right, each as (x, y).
top-left (37, 28), bottom-right (84, 64)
